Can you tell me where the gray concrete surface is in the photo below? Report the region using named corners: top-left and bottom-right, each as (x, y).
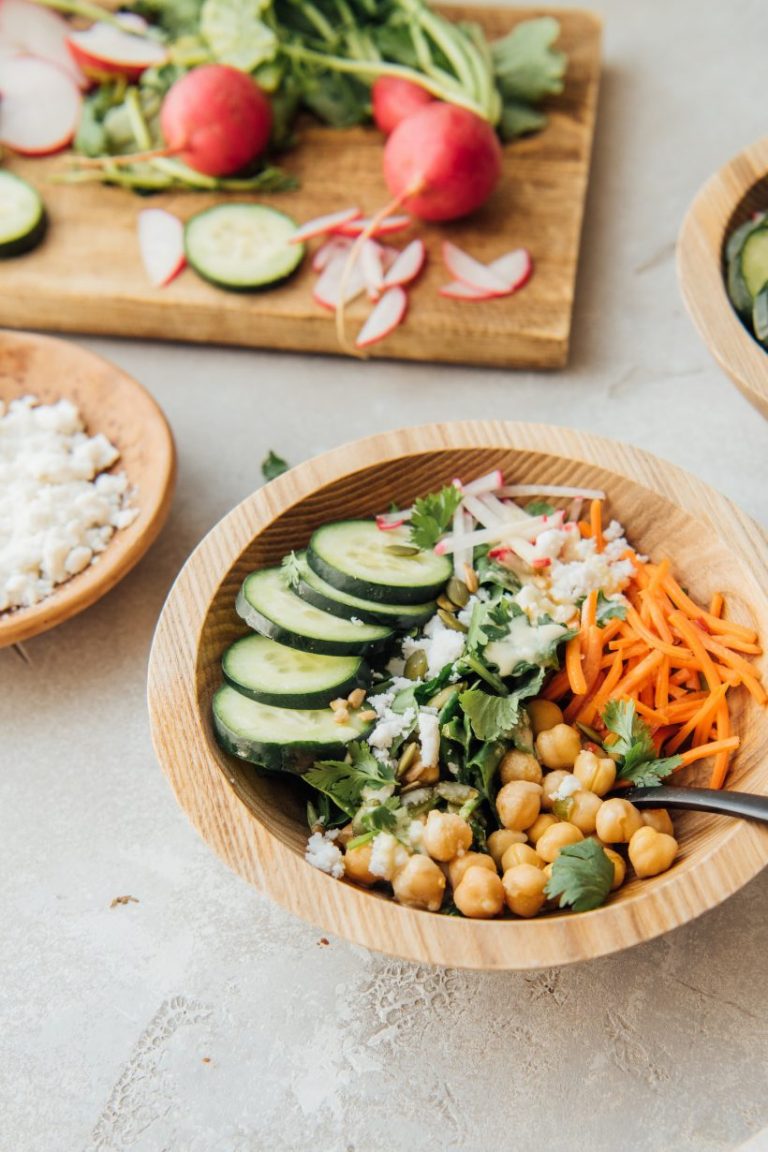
top-left (2, 2), bottom-right (768, 1149)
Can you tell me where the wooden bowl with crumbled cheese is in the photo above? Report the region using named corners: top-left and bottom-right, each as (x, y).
top-left (147, 422), bottom-right (768, 970)
top-left (0, 330), bottom-right (175, 647)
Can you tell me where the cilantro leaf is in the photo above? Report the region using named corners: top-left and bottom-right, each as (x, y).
top-left (601, 700), bottom-right (681, 787)
top-left (304, 743), bottom-right (394, 818)
top-left (261, 450), bottom-right (289, 482)
top-left (524, 500), bottom-right (556, 516)
top-left (464, 594), bottom-right (515, 656)
top-left (359, 798), bottom-right (399, 834)
top-left (409, 485), bottom-right (463, 551)
top-left (463, 740), bottom-right (507, 807)
top-left (459, 690), bottom-right (523, 741)
top-left (619, 757), bottom-right (680, 788)
top-left (595, 592), bottom-right (628, 625)
top-left (545, 840), bottom-right (614, 912)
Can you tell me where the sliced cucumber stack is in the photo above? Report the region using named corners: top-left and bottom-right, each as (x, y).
top-left (0, 172), bottom-right (47, 259)
top-left (236, 566), bottom-right (393, 655)
top-left (222, 633), bottom-right (369, 708)
top-left (185, 203), bottom-right (304, 291)
top-left (213, 685), bottom-right (373, 772)
top-left (726, 217), bottom-right (768, 346)
top-left (308, 520), bottom-right (452, 605)
top-left (290, 551), bottom-right (436, 628)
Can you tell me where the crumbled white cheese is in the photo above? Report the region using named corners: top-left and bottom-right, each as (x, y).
top-left (0, 395), bottom-right (138, 612)
top-left (369, 832), bottom-right (410, 879)
top-left (417, 710), bottom-right (440, 768)
top-left (551, 774), bottom-right (582, 802)
top-left (305, 829), bottom-right (344, 879)
top-left (407, 820), bottom-right (425, 852)
top-left (368, 706), bottom-right (415, 752)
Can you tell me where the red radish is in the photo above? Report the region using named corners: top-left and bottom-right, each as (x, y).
top-left (355, 286), bottom-right (408, 349)
top-left (383, 102), bottom-right (502, 222)
top-left (334, 214), bottom-right (411, 238)
top-left (291, 207), bottom-right (361, 245)
top-left (0, 56), bottom-right (82, 155)
top-left (137, 209), bottom-right (185, 287)
top-left (371, 76), bottom-right (434, 135)
top-left (66, 17), bottom-right (168, 82)
top-left (0, 0), bottom-right (86, 89)
top-left (159, 64), bottom-right (272, 176)
top-left (382, 238), bottom-right (426, 288)
top-left (313, 252), bottom-right (367, 311)
top-left (443, 241), bottom-right (511, 293)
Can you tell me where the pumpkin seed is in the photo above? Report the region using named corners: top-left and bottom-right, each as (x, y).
top-left (463, 564), bottom-right (479, 593)
top-left (435, 782), bottom-right (478, 805)
top-left (428, 685), bottom-right (458, 710)
top-left (436, 594), bottom-right (456, 613)
top-left (385, 544), bottom-right (419, 556)
top-left (447, 577), bottom-right (470, 608)
top-left (404, 649), bottom-right (428, 680)
top-left (438, 608), bottom-right (468, 633)
top-left (396, 742), bottom-right (419, 778)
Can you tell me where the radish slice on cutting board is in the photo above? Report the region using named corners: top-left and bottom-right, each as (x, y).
top-left (0, 0), bottom-right (86, 88)
top-left (66, 17), bottom-right (168, 81)
top-left (440, 247), bottom-right (533, 300)
top-left (0, 56), bottom-right (82, 155)
top-left (355, 286), bottom-right (408, 348)
top-left (442, 241), bottom-right (511, 294)
top-left (382, 238), bottom-right (426, 288)
top-left (334, 214), bottom-right (411, 238)
top-left (313, 252), bottom-right (367, 311)
top-left (291, 207), bottom-right (361, 244)
top-left (137, 209), bottom-right (186, 287)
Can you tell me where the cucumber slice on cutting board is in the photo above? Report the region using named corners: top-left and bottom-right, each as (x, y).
top-left (222, 633), bottom-right (369, 708)
top-left (307, 520), bottom-right (452, 605)
top-left (0, 171), bottom-right (46, 258)
top-left (291, 551), bottom-right (436, 628)
top-left (213, 684), bottom-right (373, 772)
top-left (236, 566), bottom-right (393, 656)
top-left (185, 203), bottom-right (304, 291)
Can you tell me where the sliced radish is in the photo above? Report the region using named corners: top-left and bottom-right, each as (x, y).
top-left (498, 483), bottom-right (605, 500)
top-left (439, 280), bottom-right (497, 301)
top-left (313, 252), bottom-right (367, 311)
top-left (334, 214), bottom-right (411, 238)
top-left (137, 209), bottom-right (185, 287)
top-left (443, 242), bottom-right (512, 294)
top-left (355, 286), bottom-right (408, 349)
top-left (489, 248), bottom-right (533, 292)
top-left (291, 207), bottom-right (361, 244)
top-left (66, 18), bottom-right (168, 82)
top-left (361, 239), bottom-right (384, 298)
top-left (312, 236), bottom-right (352, 272)
top-left (379, 244), bottom-right (401, 272)
top-left (0, 56), bottom-right (82, 155)
top-left (0, 0), bottom-right (86, 88)
top-left (382, 238), bottom-right (426, 288)
top-left (376, 515), bottom-right (407, 531)
top-left (459, 470), bottom-right (505, 496)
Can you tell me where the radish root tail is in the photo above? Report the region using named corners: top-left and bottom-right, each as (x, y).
top-left (71, 145), bottom-right (180, 170)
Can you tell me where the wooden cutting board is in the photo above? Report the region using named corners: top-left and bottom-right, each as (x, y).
top-left (0, 6), bottom-right (601, 368)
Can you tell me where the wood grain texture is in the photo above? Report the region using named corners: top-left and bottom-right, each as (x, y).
top-left (678, 135), bottom-right (768, 419)
top-left (0, 330), bottom-right (176, 647)
top-left (0, 7), bottom-right (601, 369)
top-left (147, 421), bottom-right (768, 970)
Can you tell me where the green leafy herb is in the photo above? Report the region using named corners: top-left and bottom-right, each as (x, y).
top-left (463, 739), bottom-right (507, 807)
top-left (359, 798), bottom-right (399, 834)
top-left (464, 594), bottom-right (515, 655)
top-left (602, 700), bottom-right (681, 787)
top-left (200, 0), bottom-right (277, 71)
top-left (281, 551), bottom-right (303, 588)
top-left (595, 591), bottom-right (628, 625)
top-left (544, 839), bottom-right (614, 912)
top-left (459, 689), bottom-right (522, 742)
top-left (304, 743), bottom-right (394, 818)
top-left (474, 547), bottom-right (521, 593)
top-left (524, 499), bottom-right (556, 517)
top-left (261, 449), bottom-right (289, 482)
top-left (409, 485), bottom-right (463, 551)
top-left (492, 16), bottom-right (567, 103)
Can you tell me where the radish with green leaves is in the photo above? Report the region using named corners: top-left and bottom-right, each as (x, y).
top-left (371, 76), bottom-right (434, 136)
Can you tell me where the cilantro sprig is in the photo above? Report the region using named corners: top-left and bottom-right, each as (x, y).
top-left (544, 839), bottom-right (614, 912)
top-left (601, 700), bottom-right (681, 787)
top-left (409, 484), bottom-right (463, 551)
top-left (304, 743), bottom-right (395, 818)
top-left (261, 450), bottom-right (289, 482)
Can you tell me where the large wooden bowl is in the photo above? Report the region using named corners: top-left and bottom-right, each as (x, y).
top-left (677, 135), bottom-right (768, 419)
top-left (0, 330), bottom-right (176, 647)
top-left (147, 422), bottom-right (768, 970)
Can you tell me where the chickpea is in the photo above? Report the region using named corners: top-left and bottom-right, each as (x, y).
top-left (496, 780), bottom-right (542, 831)
top-left (603, 847), bottom-right (626, 890)
top-left (487, 828), bottom-right (526, 868)
top-left (541, 770), bottom-right (572, 811)
top-left (502, 864), bottom-right (548, 918)
top-left (527, 698), bottom-right (564, 736)
top-left (392, 855), bottom-right (446, 912)
top-left (335, 823), bottom-right (355, 848)
top-left (526, 813), bottom-right (559, 847)
top-left (448, 851), bottom-right (497, 890)
top-left (595, 798), bottom-right (644, 844)
top-left (535, 723), bottom-right (582, 770)
top-left (499, 750), bottom-right (543, 786)
top-left (573, 749), bottom-right (617, 796)
top-left (642, 808), bottom-right (675, 837)
top-left (541, 863), bottom-right (561, 907)
top-left (566, 790), bottom-right (603, 836)
top-left (536, 821), bottom-right (584, 864)
top-left (628, 826), bottom-right (678, 878)
top-left (501, 842), bottom-right (545, 873)
top-left (343, 842), bottom-right (378, 886)
top-left (422, 810), bottom-right (473, 862)
top-left (454, 866), bottom-right (505, 919)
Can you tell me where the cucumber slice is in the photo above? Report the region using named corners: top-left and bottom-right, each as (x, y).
top-left (236, 566), bottom-right (393, 655)
top-left (740, 226), bottom-right (768, 298)
top-left (307, 520), bottom-right (451, 605)
top-left (727, 251), bottom-right (753, 321)
top-left (753, 285), bottom-right (768, 347)
top-left (291, 552), bottom-right (436, 628)
top-left (0, 172), bottom-right (46, 258)
top-left (222, 633), bottom-right (369, 708)
top-left (184, 203), bottom-right (304, 291)
top-left (213, 684), bottom-right (373, 772)
top-left (725, 214), bottom-right (765, 263)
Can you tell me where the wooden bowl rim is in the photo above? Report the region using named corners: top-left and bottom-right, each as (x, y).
top-left (677, 134), bottom-right (768, 420)
top-left (0, 330), bottom-right (176, 647)
top-left (148, 421), bottom-right (768, 971)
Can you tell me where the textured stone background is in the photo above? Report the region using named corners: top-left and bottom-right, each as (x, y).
top-left (3, 2), bottom-right (768, 1149)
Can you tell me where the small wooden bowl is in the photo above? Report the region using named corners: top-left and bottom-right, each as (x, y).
top-left (0, 330), bottom-right (175, 647)
top-left (678, 135), bottom-right (768, 419)
top-left (148, 422), bottom-right (768, 970)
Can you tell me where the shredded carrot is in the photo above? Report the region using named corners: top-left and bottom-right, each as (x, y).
top-left (697, 633), bottom-right (768, 704)
top-left (664, 682), bottom-right (729, 755)
top-left (582, 589), bottom-right (598, 631)
top-left (676, 737), bottom-right (740, 767)
top-left (709, 701), bottom-right (731, 789)
top-left (565, 635), bottom-right (587, 695)
top-left (668, 612), bottom-right (722, 690)
top-left (655, 656), bottom-right (670, 711)
top-left (709, 592), bottom-right (724, 619)
top-left (663, 574), bottom-right (757, 643)
top-left (577, 520), bottom-right (592, 539)
top-left (611, 650), bottom-right (664, 697)
top-left (590, 500), bottom-right (604, 553)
